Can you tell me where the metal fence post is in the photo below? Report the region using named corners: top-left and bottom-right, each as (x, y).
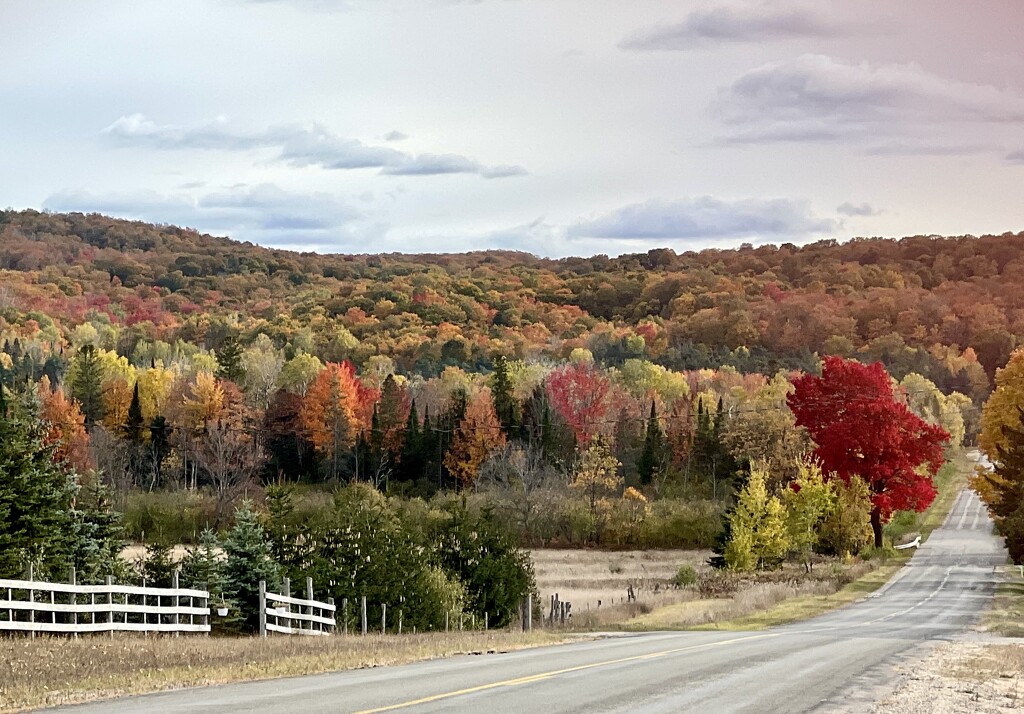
top-left (361, 595), bottom-right (367, 636)
top-left (259, 579), bottom-right (267, 637)
top-left (382, 603), bottom-right (387, 633)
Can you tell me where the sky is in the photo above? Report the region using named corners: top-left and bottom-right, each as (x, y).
top-left (4, 0), bottom-right (1024, 258)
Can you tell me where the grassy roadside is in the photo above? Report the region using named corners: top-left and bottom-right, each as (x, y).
top-left (0, 630), bottom-right (567, 713)
top-left (982, 569), bottom-right (1024, 637)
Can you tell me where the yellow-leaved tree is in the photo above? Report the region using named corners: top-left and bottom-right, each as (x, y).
top-left (725, 463), bottom-right (789, 571)
top-left (783, 460), bottom-right (835, 572)
top-left (570, 436), bottom-right (621, 544)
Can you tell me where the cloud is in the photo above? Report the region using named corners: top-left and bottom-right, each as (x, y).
top-left (712, 54), bottom-right (1024, 146)
top-left (568, 196), bottom-right (835, 241)
top-left (621, 2), bottom-right (845, 51)
top-left (103, 114), bottom-right (526, 178)
top-left (43, 183), bottom-right (375, 247)
top-left (382, 130), bottom-right (408, 142)
top-left (1006, 150), bottom-right (1024, 164)
top-left (836, 202), bottom-right (879, 217)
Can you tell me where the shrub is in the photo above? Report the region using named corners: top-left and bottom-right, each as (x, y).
top-left (673, 564), bottom-right (698, 588)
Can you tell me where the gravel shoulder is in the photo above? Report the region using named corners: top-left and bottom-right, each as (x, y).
top-left (870, 637), bottom-right (1023, 713)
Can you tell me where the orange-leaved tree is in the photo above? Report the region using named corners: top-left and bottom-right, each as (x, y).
top-left (444, 387), bottom-right (506, 489)
top-left (300, 361), bottom-right (361, 479)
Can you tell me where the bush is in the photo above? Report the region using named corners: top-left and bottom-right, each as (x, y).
top-left (673, 564), bottom-right (698, 588)
top-left (121, 490), bottom-right (216, 544)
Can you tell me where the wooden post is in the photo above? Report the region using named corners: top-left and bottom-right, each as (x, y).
top-left (283, 578), bottom-right (291, 631)
top-left (106, 575), bottom-right (114, 637)
top-left (343, 598), bottom-right (349, 635)
top-left (484, 612), bottom-right (488, 631)
top-left (328, 597), bottom-right (336, 635)
top-left (28, 563), bottom-right (34, 639)
top-left (398, 608), bottom-right (403, 635)
top-left (306, 577), bottom-right (314, 635)
top-left (523, 594), bottom-right (532, 632)
top-left (471, 613), bottom-right (475, 630)
top-left (458, 612), bottom-right (463, 631)
top-left (361, 595), bottom-right (367, 636)
top-left (445, 610), bottom-right (449, 633)
top-left (259, 580), bottom-right (267, 637)
top-left (172, 570), bottom-right (180, 636)
top-left (69, 567), bottom-right (77, 636)
top-left (382, 603), bottom-right (387, 633)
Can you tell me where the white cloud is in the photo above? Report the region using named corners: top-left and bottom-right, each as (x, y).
top-left (712, 54), bottom-right (1024, 146)
top-left (621, 2), bottom-right (845, 51)
top-left (568, 196), bottom-right (835, 241)
top-left (103, 114), bottom-right (527, 178)
top-left (43, 184), bottom-right (376, 247)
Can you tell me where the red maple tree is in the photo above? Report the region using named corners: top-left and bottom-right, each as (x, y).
top-left (788, 356), bottom-right (949, 547)
top-left (546, 362), bottom-right (610, 447)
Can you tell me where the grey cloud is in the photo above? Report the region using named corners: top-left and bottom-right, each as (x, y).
top-left (43, 184), bottom-right (371, 246)
top-left (621, 2), bottom-right (844, 51)
top-left (103, 114), bottom-right (526, 178)
top-left (383, 130), bottom-right (408, 141)
top-left (568, 196), bottom-right (835, 241)
top-left (836, 202), bottom-right (879, 217)
top-left (713, 54), bottom-right (1024, 146)
top-left (1005, 150), bottom-right (1024, 164)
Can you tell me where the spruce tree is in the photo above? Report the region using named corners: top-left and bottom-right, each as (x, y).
top-left (491, 354), bottom-right (517, 438)
top-left (125, 381), bottom-right (145, 442)
top-left (70, 344), bottom-right (105, 427)
top-left (180, 528), bottom-right (226, 596)
top-left (215, 335), bottom-right (245, 384)
top-left (637, 401), bottom-right (666, 485)
top-left (222, 500), bottom-right (281, 632)
top-left (0, 391), bottom-right (77, 578)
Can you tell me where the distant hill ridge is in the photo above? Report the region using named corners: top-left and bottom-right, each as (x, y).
top-left (0, 208), bottom-right (1020, 392)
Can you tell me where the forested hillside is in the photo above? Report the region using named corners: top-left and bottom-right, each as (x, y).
top-left (0, 208), bottom-right (1015, 563)
top-left (1, 209), bottom-right (1019, 396)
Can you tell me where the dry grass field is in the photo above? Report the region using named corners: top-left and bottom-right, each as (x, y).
top-left (0, 630), bottom-right (566, 713)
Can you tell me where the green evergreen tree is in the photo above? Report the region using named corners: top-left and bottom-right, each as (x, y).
top-left (637, 401), bottom-right (666, 485)
top-left (70, 344), bottom-right (105, 427)
top-left (138, 540), bottom-right (176, 587)
top-left (215, 335), bottom-right (245, 384)
top-left (180, 528), bottom-right (226, 596)
top-left (67, 478), bottom-right (126, 583)
top-left (0, 391), bottom-right (77, 579)
top-left (222, 500), bottom-right (280, 632)
top-left (125, 381), bottom-right (145, 442)
top-left (490, 354), bottom-right (517, 438)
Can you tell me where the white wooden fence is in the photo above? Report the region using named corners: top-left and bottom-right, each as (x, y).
top-left (259, 577), bottom-right (336, 637)
top-left (0, 570), bottom-right (211, 634)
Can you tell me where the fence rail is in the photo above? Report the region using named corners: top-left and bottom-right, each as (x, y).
top-left (0, 571), bottom-right (211, 635)
top-left (259, 578), bottom-right (336, 637)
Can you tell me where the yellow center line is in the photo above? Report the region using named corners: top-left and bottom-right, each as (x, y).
top-left (351, 633), bottom-right (779, 714)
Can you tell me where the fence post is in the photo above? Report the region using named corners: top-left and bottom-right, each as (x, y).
top-left (28, 563), bottom-right (34, 639)
top-left (361, 595), bottom-right (367, 636)
top-left (343, 598), bottom-right (349, 635)
top-left (382, 603), bottom-right (387, 633)
top-left (306, 577), bottom-right (314, 635)
top-left (259, 580), bottom-right (267, 638)
top-left (172, 570), bottom-right (180, 637)
top-left (283, 578), bottom-right (291, 632)
top-left (484, 612), bottom-right (488, 631)
top-left (398, 608), bottom-right (403, 635)
top-left (69, 567), bottom-right (77, 636)
top-left (106, 575), bottom-right (114, 637)
top-left (445, 610), bottom-right (449, 633)
top-left (328, 597), bottom-right (336, 635)
top-left (523, 594), bottom-right (532, 632)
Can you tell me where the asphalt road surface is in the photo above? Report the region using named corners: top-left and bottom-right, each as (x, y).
top-left (53, 481), bottom-right (1007, 714)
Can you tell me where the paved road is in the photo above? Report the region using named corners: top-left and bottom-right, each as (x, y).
top-left (54, 483), bottom-right (1006, 714)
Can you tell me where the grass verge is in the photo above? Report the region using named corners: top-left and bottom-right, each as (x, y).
top-left (982, 574), bottom-right (1024, 637)
top-left (0, 630), bottom-right (566, 713)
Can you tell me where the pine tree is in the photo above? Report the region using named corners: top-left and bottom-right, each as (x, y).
top-left (180, 528), bottom-right (226, 596)
top-left (222, 500), bottom-right (280, 632)
top-left (216, 335), bottom-right (245, 384)
top-left (637, 401), bottom-right (666, 485)
top-left (70, 344), bottom-right (105, 427)
top-left (490, 354), bottom-right (517, 438)
top-left (125, 381), bottom-right (145, 442)
top-left (0, 391), bottom-right (77, 578)
top-left (138, 541), bottom-right (176, 587)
